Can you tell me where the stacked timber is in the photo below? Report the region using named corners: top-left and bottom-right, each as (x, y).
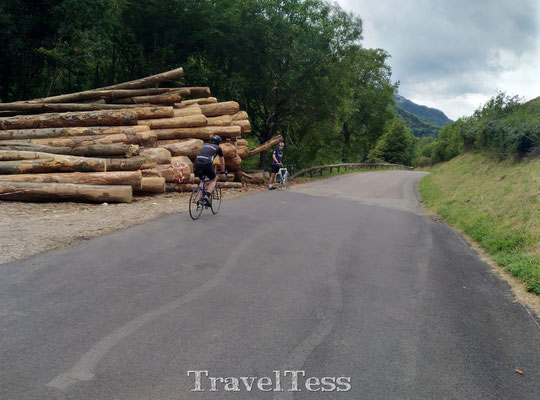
top-left (0, 67), bottom-right (275, 203)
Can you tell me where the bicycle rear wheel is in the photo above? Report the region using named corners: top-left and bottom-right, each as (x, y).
top-left (211, 186), bottom-right (222, 214)
top-left (189, 187), bottom-right (204, 220)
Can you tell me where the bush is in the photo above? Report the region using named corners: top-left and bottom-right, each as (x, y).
top-left (416, 156), bottom-right (432, 167)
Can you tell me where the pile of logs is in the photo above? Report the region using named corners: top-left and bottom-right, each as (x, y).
top-left (0, 67), bottom-right (273, 203)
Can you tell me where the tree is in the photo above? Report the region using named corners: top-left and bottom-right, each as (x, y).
top-left (367, 119), bottom-right (415, 165)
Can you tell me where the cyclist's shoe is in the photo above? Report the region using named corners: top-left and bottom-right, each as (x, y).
top-left (203, 193), bottom-right (211, 207)
top-left (269, 186), bottom-right (276, 190)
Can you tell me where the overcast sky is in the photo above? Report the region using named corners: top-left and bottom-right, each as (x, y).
top-left (335, 0), bottom-right (540, 120)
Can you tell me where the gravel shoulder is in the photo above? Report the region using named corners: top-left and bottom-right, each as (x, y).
top-left (0, 185), bottom-right (265, 265)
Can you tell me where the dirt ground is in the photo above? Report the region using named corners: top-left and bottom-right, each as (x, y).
top-left (0, 185), bottom-right (266, 265)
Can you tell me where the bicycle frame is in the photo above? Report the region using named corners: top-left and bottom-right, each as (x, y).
top-left (276, 168), bottom-right (289, 184)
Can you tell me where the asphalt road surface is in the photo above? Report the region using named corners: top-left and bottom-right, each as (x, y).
top-left (1, 171), bottom-right (539, 400)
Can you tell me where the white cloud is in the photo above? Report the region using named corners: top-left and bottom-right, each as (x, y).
top-left (335, 0), bottom-right (540, 120)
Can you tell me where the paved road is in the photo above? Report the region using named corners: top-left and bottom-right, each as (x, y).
top-left (1, 171), bottom-right (539, 400)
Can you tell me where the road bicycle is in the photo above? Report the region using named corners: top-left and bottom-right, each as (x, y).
top-left (189, 171), bottom-right (227, 220)
top-left (275, 167), bottom-right (290, 190)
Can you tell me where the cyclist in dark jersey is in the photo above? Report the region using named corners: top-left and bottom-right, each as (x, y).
top-left (194, 135), bottom-right (225, 205)
top-left (269, 141), bottom-right (285, 190)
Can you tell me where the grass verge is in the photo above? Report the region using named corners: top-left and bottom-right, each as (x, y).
top-left (419, 153), bottom-right (539, 293)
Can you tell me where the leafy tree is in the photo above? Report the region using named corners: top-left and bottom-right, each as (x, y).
top-left (367, 119), bottom-right (416, 165)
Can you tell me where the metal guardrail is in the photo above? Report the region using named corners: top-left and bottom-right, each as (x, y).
top-left (291, 163), bottom-right (414, 179)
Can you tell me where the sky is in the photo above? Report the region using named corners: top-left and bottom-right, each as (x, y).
top-left (335, 0), bottom-right (540, 120)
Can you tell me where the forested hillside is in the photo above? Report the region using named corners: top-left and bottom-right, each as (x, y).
top-left (394, 95), bottom-right (452, 127)
top-left (395, 106), bottom-right (443, 137)
top-left (0, 0), bottom-right (400, 169)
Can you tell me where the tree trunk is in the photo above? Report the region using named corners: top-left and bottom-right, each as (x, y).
top-left (232, 119), bottom-right (251, 133)
top-left (207, 115), bottom-right (233, 126)
top-left (172, 104), bottom-right (202, 117)
top-left (139, 147), bottom-right (172, 165)
top-left (156, 126), bottom-right (240, 140)
top-left (0, 142), bottom-right (139, 157)
top-left (0, 181), bottom-right (132, 203)
top-left (0, 150), bottom-right (66, 161)
top-left (248, 135), bottom-right (284, 157)
top-left (176, 97), bottom-right (217, 107)
top-left (0, 110), bottom-right (137, 130)
top-left (137, 177), bottom-right (165, 193)
top-left (0, 125), bottom-right (149, 141)
top-left (105, 156), bottom-right (156, 171)
top-left (0, 102), bottom-right (143, 113)
top-left (0, 171), bottom-right (142, 189)
top-left (158, 138), bottom-right (203, 158)
top-left (112, 92), bottom-right (182, 105)
top-left (25, 131), bottom-right (155, 147)
top-left (129, 106), bottom-right (174, 120)
top-left (138, 114), bottom-right (207, 129)
top-left (98, 67), bottom-right (184, 90)
top-left (176, 87), bottom-right (211, 98)
top-left (200, 101), bottom-right (240, 117)
top-left (0, 155), bottom-right (106, 174)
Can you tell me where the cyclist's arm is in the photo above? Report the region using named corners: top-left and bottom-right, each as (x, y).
top-left (219, 155), bottom-right (225, 172)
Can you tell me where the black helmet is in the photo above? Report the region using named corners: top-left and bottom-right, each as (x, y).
top-left (211, 135), bottom-right (222, 145)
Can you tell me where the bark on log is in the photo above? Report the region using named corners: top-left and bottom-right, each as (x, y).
top-left (248, 135), bottom-right (284, 157)
top-left (25, 130), bottom-right (155, 147)
top-left (172, 104), bottom-right (202, 117)
top-left (232, 111), bottom-right (249, 121)
top-left (165, 183), bottom-right (198, 192)
top-left (0, 102), bottom-right (144, 113)
top-left (176, 97), bottom-right (217, 107)
top-left (238, 171), bottom-right (266, 184)
top-left (219, 142), bottom-right (237, 158)
top-left (207, 115), bottom-right (233, 126)
top-left (214, 154), bottom-right (242, 172)
top-left (139, 147), bottom-right (172, 165)
top-left (129, 106), bottom-right (174, 120)
top-left (112, 92), bottom-right (182, 105)
top-left (0, 150), bottom-right (63, 161)
top-left (99, 67), bottom-right (184, 90)
top-left (0, 125), bottom-right (149, 141)
top-left (0, 142), bottom-right (139, 157)
top-left (159, 138), bottom-right (203, 158)
top-left (137, 177), bottom-right (165, 193)
top-left (152, 128), bottom-right (210, 141)
top-left (0, 110), bottom-right (137, 130)
top-left (106, 156), bottom-right (156, 171)
top-left (177, 87), bottom-right (211, 98)
top-left (0, 155), bottom-right (106, 174)
top-left (138, 114), bottom-right (207, 129)
top-left (237, 146), bottom-right (249, 160)
top-left (232, 119), bottom-right (251, 133)
top-left (0, 171), bottom-right (142, 189)
top-left (200, 101), bottom-right (240, 117)
top-left (0, 182), bottom-right (132, 203)
top-left (237, 138), bottom-right (248, 147)
top-left (142, 156), bottom-right (193, 183)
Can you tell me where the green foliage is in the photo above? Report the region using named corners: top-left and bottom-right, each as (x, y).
top-left (394, 94), bottom-right (452, 126)
top-left (423, 93), bottom-right (540, 165)
top-left (395, 106), bottom-right (442, 137)
top-left (367, 119), bottom-right (416, 165)
top-left (1, 0), bottom-right (398, 169)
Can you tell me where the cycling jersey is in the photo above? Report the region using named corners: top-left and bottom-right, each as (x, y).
top-left (272, 148), bottom-right (283, 165)
top-left (195, 143), bottom-right (223, 164)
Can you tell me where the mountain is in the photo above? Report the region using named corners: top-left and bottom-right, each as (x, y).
top-left (394, 95), bottom-right (453, 126)
top-left (395, 106), bottom-right (443, 138)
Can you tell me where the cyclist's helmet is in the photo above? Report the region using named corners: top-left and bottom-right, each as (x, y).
top-left (279, 142), bottom-right (285, 147)
top-left (211, 135), bottom-right (222, 145)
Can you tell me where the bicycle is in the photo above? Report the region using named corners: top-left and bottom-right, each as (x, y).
top-left (189, 171), bottom-right (226, 220)
top-left (275, 167), bottom-right (290, 190)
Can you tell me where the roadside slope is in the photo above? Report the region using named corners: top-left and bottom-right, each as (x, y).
top-left (419, 153), bottom-right (539, 293)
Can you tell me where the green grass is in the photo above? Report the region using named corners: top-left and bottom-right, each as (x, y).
top-left (419, 153), bottom-right (540, 293)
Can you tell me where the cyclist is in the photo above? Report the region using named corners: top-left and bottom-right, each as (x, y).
top-left (194, 135), bottom-right (225, 205)
top-left (269, 141), bottom-right (285, 190)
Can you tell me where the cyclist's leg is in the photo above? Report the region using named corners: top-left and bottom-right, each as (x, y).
top-left (206, 177), bottom-right (218, 194)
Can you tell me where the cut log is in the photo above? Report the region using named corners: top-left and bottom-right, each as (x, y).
top-left (25, 130), bottom-right (156, 147)
top-left (0, 125), bottom-right (149, 141)
top-left (237, 138), bottom-right (248, 147)
top-left (139, 147), bottom-right (172, 165)
top-left (0, 102), bottom-right (145, 113)
top-left (23, 88), bottom-right (182, 105)
top-left (137, 177), bottom-right (165, 193)
top-left (214, 154), bottom-right (242, 172)
top-left (106, 156), bottom-right (156, 171)
top-left (238, 171), bottom-right (266, 184)
top-left (207, 115), bottom-right (233, 126)
top-left (128, 106), bottom-right (174, 120)
top-left (0, 150), bottom-right (63, 161)
top-left (176, 97), bottom-right (217, 107)
top-left (0, 142), bottom-right (139, 157)
top-left (219, 142), bottom-right (237, 159)
top-left (159, 138), bottom-right (203, 158)
top-left (142, 156), bottom-right (193, 183)
top-left (155, 126), bottom-right (241, 140)
top-left (200, 101), bottom-right (240, 117)
top-left (99, 67), bottom-right (185, 90)
top-left (0, 155), bottom-right (106, 174)
top-left (138, 114), bottom-right (207, 129)
top-left (172, 104), bottom-right (202, 117)
top-left (112, 92), bottom-right (182, 105)
top-left (237, 146), bottom-right (249, 160)
top-left (165, 183), bottom-right (198, 192)
top-left (0, 110), bottom-right (137, 130)
top-left (248, 135), bottom-right (284, 157)
top-left (232, 111), bottom-right (249, 121)
top-left (0, 171), bottom-right (142, 189)
top-left (232, 119), bottom-right (251, 133)
top-left (0, 182), bottom-right (132, 203)
top-left (177, 87), bottom-right (211, 98)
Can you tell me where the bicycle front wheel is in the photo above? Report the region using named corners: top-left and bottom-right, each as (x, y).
top-left (189, 187), bottom-right (204, 220)
top-left (211, 186), bottom-right (222, 214)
